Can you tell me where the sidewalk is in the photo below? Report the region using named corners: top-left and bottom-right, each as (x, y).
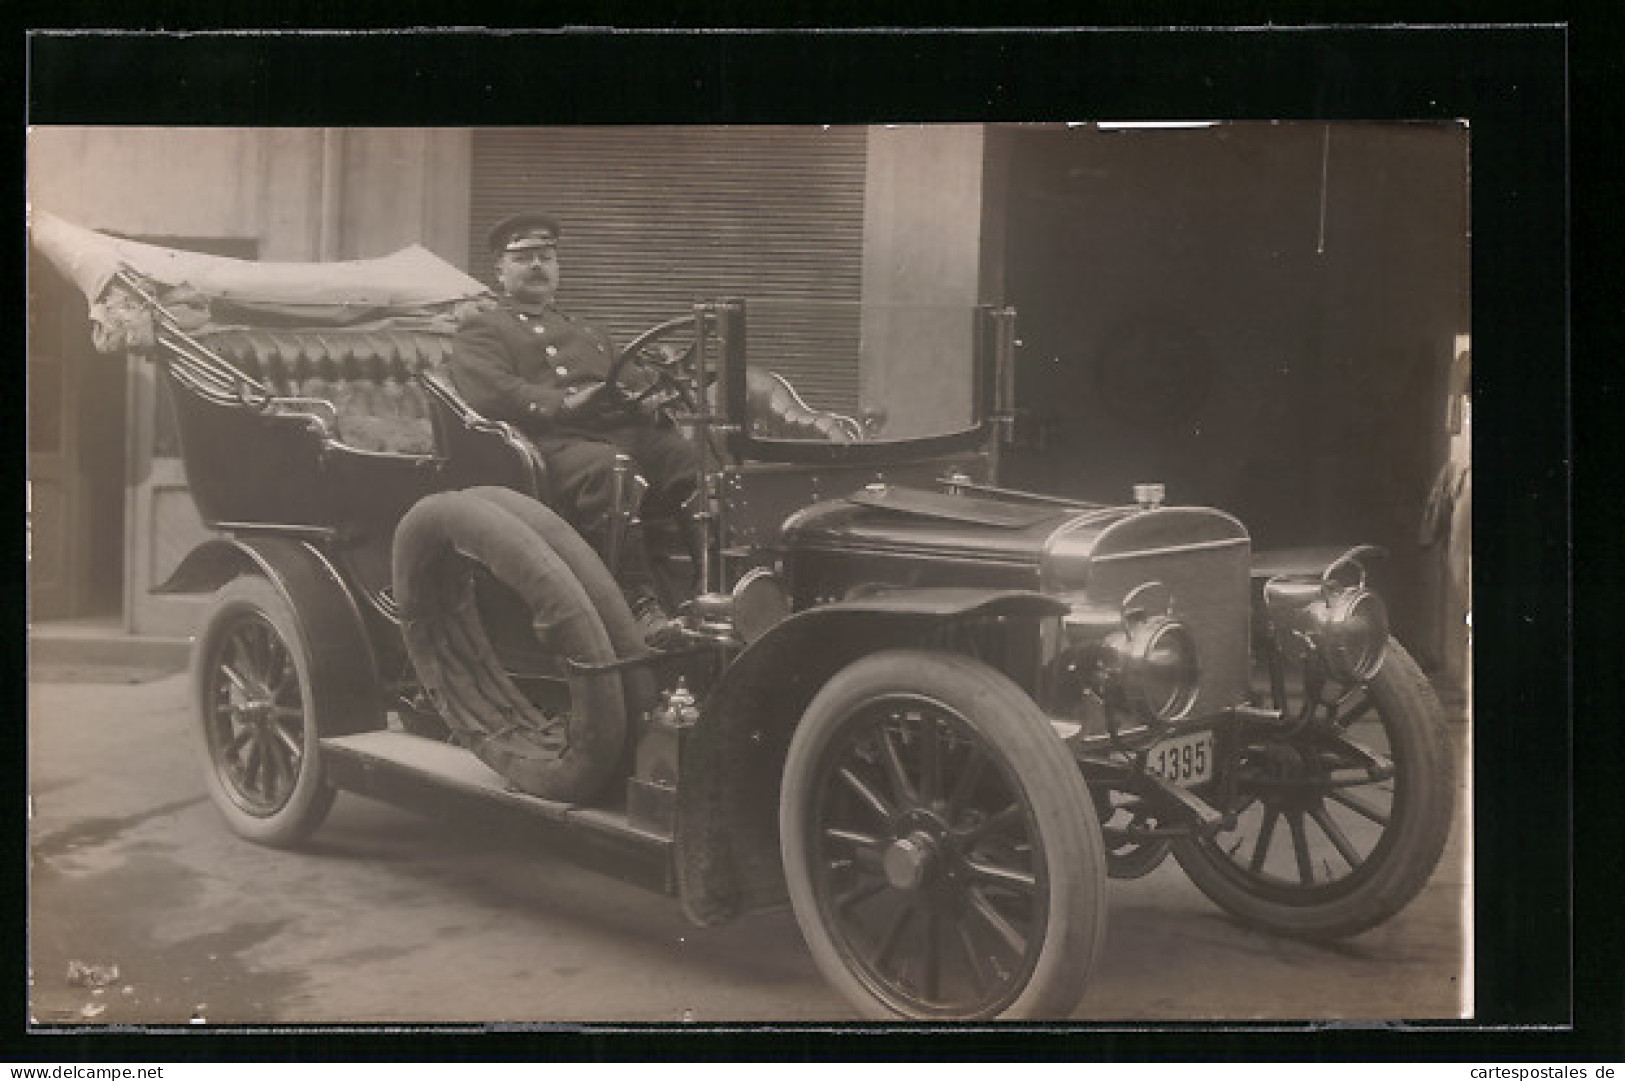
top-left (28, 617), bottom-right (190, 684)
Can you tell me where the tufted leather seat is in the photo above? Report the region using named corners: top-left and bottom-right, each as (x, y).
top-left (200, 325), bottom-right (442, 453)
top-left (726, 369), bottom-right (866, 442)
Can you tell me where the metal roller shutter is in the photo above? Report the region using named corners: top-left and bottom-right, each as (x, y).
top-left (471, 126), bottom-right (866, 412)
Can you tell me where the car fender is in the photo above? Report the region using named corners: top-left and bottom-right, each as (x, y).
top-left (674, 587), bottom-right (1065, 927)
top-left (160, 536), bottom-right (385, 738)
top-left (1250, 545), bottom-right (1387, 584)
top-left (1249, 544), bottom-right (1389, 623)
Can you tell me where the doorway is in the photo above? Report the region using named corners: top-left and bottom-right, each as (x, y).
top-left (120, 234), bottom-right (258, 637)
top-left (28, 248), bottom-right (126, 624)
top-left (28, 232), bottom-right (259, 635)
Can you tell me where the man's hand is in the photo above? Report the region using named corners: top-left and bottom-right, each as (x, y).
top-left (634, 384), bottom-right (682, 419)
top-left (557, 380), bottom-right (607, 419)
top-left (638, 342), bottom-right (685, 368)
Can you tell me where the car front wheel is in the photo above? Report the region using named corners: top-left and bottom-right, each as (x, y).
top-left (780, 650), bottom-right (1107, 1020)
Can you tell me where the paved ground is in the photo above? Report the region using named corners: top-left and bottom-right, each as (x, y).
top-left (27, 668), bottom-right (1470, 1026)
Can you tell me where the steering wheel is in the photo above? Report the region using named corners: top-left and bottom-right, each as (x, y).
top-left (603, 312), bottom-right (712, 419)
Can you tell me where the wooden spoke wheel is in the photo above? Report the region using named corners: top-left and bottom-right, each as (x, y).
top-left (193, 576), bottom-right (335, 847)
top-left (781, 650), bottom-right (1106, 1020)
top-left (1173, 638), bottom-right (1455, 938)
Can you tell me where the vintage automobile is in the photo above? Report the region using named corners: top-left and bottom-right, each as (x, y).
top-left (32, 212), bottom-right (1454, 1021)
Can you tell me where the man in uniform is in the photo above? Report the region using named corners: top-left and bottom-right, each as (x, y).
top-left (450, 212), bottom-right (700, 646)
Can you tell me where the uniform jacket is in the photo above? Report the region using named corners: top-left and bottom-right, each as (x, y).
top-left (449, 297), bottom-right (625, 429)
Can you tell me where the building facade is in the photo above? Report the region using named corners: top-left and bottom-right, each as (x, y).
top-left (26, 123), bottom-right (1470, 679)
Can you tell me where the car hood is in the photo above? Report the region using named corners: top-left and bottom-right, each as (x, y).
top-left (782, 484), bottom-right (1083, 560)
top-left (781, 484), bottom-right (1248, 593)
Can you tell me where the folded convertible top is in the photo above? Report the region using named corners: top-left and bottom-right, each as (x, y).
top-left (29, 210), bottom-right (493, 331)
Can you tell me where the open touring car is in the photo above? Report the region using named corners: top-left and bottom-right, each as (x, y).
top-left (31, 212), bottom-right (1454, 1021)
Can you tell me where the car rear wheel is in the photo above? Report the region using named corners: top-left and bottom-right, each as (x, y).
top-left (780, 650), bottom-right (1107, 1020)
top-left (193, 575), bottom-right (336, 847)
top-left (1173, 637), bottom-right (1455, 938)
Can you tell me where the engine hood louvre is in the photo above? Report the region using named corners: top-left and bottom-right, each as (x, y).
top-left (782, 485), bottom-right (1249, 587)
top-left (782, 487), bottom-right (1085, 565)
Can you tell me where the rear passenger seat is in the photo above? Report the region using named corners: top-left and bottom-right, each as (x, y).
top-left (200, 325), bottom-right (446, 453)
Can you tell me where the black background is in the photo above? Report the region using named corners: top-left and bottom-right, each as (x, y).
top-left (15, 3), bottom-right (1615, 1064)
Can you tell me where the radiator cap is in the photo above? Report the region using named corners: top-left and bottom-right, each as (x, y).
top-left (1133, 483), bottom-right (1166, 510)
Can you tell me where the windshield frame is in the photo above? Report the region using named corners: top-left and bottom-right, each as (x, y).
top-left (712, 298), bottom-right (1006, 465)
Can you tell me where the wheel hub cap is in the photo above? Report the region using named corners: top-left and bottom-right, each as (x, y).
top-left (882, 832), bottom-right (937, 891)
top-left (233, 690), bottom-right (273, 724)
top-left (1262, 743), bottom-right (1310, 778)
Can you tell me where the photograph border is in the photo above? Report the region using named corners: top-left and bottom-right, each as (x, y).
top-left (16, 18), bottom-right (1597, 1061)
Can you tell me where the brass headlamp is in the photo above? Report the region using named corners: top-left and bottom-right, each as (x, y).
top-left (1063, 581), bottom-right (1200, 725)
top-left (1263, 546), bottom-right (1390, 683)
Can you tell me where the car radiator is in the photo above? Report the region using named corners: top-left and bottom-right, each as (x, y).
top-left (1082, 535), bottom-right (1253, 722)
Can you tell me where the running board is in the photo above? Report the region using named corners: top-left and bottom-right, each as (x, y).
top-left (320, 730), bottom-right (677, 896)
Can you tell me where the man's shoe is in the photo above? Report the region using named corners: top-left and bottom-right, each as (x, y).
top-left (629, 591), bottom-right (686, 650)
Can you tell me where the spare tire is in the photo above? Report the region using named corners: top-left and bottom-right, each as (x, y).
top-left (393, 489), bottom-right (627, 802)
top-left (463, 485), bottom-right (656, 719)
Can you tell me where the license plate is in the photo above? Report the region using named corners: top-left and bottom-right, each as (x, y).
top-left (1146, 730), bottom-right (1214, 787)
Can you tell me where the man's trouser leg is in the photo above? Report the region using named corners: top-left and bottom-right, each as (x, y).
top-left (606, 425), bottom-right (705, 592)
top-left (539, 436), bottom-right (680, 647)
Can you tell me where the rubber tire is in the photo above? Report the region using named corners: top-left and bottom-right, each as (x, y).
top-left (464, 485), bottom-right (656, 715)
top-left (192, 575), bottom-right (337, 848)
top-left (1172, 638), bottom-right (1455, 939)
top-left (780, 649), bottom-right (1108, 1021)
top-left (393, 489), bottom-right (627, 802)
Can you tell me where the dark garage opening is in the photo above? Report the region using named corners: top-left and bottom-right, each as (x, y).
top-left (998, 121), bottom-right (1469, 657)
